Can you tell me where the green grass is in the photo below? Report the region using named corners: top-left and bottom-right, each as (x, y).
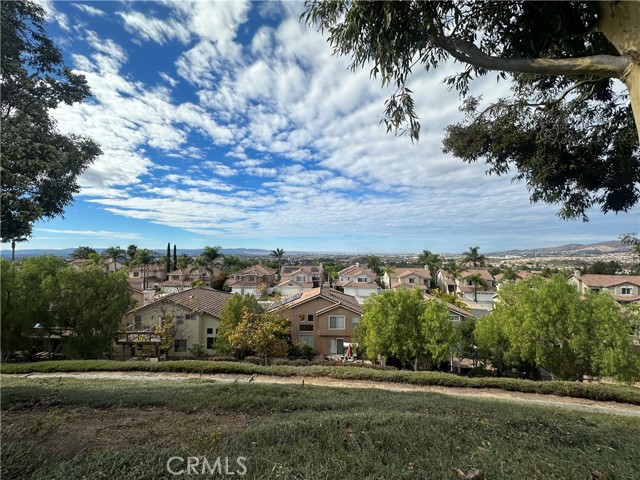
top-left (2, 359), bottom-right (639, 404)
top-left (1, 376), bottom-right (639, 479)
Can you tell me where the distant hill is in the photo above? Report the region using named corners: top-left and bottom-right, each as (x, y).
top-left (487, 240), bottom-right (631, 258)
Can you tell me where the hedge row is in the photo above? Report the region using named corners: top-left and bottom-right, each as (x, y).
top-left (2, 360), bottom-right (639, 405)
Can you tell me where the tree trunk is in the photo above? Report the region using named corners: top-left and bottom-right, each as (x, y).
top-left (599, 0), bottom-right (640, 140)
top-left (11, 240), bottom-right (16, 262)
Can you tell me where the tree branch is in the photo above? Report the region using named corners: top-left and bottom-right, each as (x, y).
top-left (440, 37), bottom-right (629, 79)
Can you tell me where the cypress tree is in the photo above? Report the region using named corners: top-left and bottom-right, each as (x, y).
top-left (173, 244), bottom-right (177, 270)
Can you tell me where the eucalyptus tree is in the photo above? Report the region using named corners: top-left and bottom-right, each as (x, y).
top-left (303, 1), bottom-right (640, 220)
top-left (1, 0), bottom-right (101, 244)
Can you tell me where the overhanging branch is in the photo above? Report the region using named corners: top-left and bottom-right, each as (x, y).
top-left (441, 37), bottom-right (629, 79)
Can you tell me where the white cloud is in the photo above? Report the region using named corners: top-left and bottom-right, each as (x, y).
top-left (117, 10), bottom-right (191, 45)
top-left (36, 228), bottom-right (144, 239)
top-left (73, 4), bottom-right (106, 17)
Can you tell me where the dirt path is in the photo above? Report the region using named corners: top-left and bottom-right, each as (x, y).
top-left (11, 371), bottom-right (640, 417)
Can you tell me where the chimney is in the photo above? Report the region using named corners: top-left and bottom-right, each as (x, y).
top-left (574, 269), bottom-right (581, 278)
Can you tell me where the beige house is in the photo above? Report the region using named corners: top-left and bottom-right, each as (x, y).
top-left (118, 286), bottom-right (232, 358)
top-left (270, 287), bottom-right (363, 356)
top-left (383, 266), bottom-right (431, 291)
top-left (128, 263), bottom-right (167, 291)
top-left (569, 271), bottom-right (640, 304)
top-left (161, 266), bottom-right (220, 293)
top-left (225, 265), bottom-right (277, 296)
top-left (275, 265), bottom-right (323, 296)
top-left (336, 263), bottom-right (381, 303)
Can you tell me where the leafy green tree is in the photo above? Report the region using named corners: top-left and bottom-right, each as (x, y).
top-left (225, 309), bottom-right (290, 365)
top-left (1, 0), bottom-right (101, 244)
top-left (303, 1), bottom-right (639, 219)
top-left (153, 309), bottom-right (175, 361)
top-left (476, 275), bottom-right (640, 381)
top-left (443, 260), bottom-right (464, 293)
top-left (70, 246), bottom-right (97, 260)
top-left (360, 288), bottom-right (455, 370)
top-left (366, 255), bottom-right (383, 277)
top-left (499, 266), bottom-right (519, 282)
top-left (462, 246), bottom-right (487, 267)
top-left (0, 256), bottom-right (67, 359)
top-left (221, 255), bottom-right (252, 274)
top-left (192, 246), bottom-right (223, 287)
top-left (620, 233), bottom-right (640, 274)
top-left (176, 253), bottom-right (193, 269)
top-left (585, 261), bottom-right (621, 275)
top-left (417, 250), bottom-right (443, 283)
top-left (44, 266), bottom-right (134, 359)
top-left (217, 294), bottom-right (264, 356)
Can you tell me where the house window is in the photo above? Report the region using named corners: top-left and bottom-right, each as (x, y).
top-left (329, 316), bottom-right (345, 330)
top-left (174, 339), bottom-right (187, 352)
top-left (449, 314), bottom-right (461, 322)
top-left (235, 275), bottom-right (241, 280)
top-left (206, 337), bottom-right (215, 350)
top-left (299, 335), bottom-right (314, 348)
top-left (307, 314), bottom-right (314, 322)
top-left (408, 277), bottom-right (415, 284)
top-left (134, 315), bottom-right (142, 329)
top-left (590, 288), bottom-right (601, 293)
top-left (185, 314), bottom-right (196, 320)
top-left (621, 286), bottom-right (633, 295)
top-left (330, 338), bottom-right (344, 355)
top-left (352, 317), bottom-right (360, 328)
top-left (296, 275), bottom-right (305, 282)
top-left (300, 324), bottom-right (314, 332)
top-left (248, 276), bottom-right (256, 282)
top-left (133, 272), bottom-right (139, 277)
top-left (357, 277), bottom-right (367, 283)
top-left (207, 327), bottom-right (213, 334)
top-left (175, 315), bottom-right (184, 325)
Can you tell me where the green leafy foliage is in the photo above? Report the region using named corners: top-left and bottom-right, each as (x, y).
top-left (225, 309), bottom-right (290, 365)
top-left (360, 288), bottom-right (455, 370)
top-left (303, 1), bottom-right (639, 219)
top-left (476, 275), bottom-right (640, 381)
top-left (1, 0), bottom-right (101, 242)
top-left (216, 294), bottom-right (264, 356)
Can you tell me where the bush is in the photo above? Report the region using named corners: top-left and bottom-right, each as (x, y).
top-left (2, 359), bottom-right (639, 404)
top-left (243, 356), bottom-right (264, 365)
top-left (187, 344), bottom-right (206, 358)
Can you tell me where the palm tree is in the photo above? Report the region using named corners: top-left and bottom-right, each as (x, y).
top-left (176, 253), bottom-right (193, 269)
top-left (126, 244), bottom-right (138, 264)
top-left (382, 264), bottom-right (396, 289)
top-left (462, 246), bottom-right (486, 267)
top-left (444, 260), bottom-right (464, 294)
top-left (103, 246), bottom-right (127, 269)
top-left (500, 265), bottom-right (519, 283)
top-left (192, 246), bottom-right (223, 287)
top-left (271, 248), bottom-right (285, 277)
top-left (418, 249), bottom-right (443, 281)
top-left (10, 236), bottom-right (29, 262)
top-left (466, 272), bottom-right (489, 302)
top-left (366, 255), bottom-right (383, 277)
top-left (135, 248), bottom-right (156, 290)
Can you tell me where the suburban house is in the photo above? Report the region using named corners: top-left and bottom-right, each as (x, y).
top-left (275, 265), bottom-right (323, 296)
top-left (225, 264), bottom-right (277, 295)
top-left (118, 286), bottom-right (232, 358)
top-left (457, 269), bottom-right (496, 304)
top-left (382, 266), bottom-right (431, 291)
top-left (336, 263), bottom-right (381, 303)
top-left (104, 258), bottom-right (127, 272)
top-left (494, 270), bottom-right (535, 290)
top-left (128, 263), bottom-right (167, 291)
top-left (69, 257), bottom-right (126, 272)
top-left (569, 271), bottom-right (640, 304)
top-left (423, 293), bottom-right (475, 323)
top-left (270, 287), bottom-right (363, 356)
top-left (161, 266), bottom-right (220, 294)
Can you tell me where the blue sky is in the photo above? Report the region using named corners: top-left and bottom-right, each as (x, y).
top-left (8, 0), bottom-right (639, 254)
